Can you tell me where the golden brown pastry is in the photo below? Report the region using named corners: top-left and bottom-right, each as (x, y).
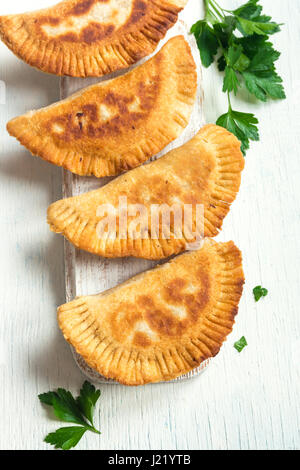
top-left (58, 240), bottom-right (244, 385)
top-left (0, 0), bottom-right (188, 77)
top-left (48, 125), bottom-right (244, 259)
top-left (7, 36), bottom-right (197, 177)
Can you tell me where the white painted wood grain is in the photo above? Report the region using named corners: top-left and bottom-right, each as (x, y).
top-left (0, 0), bottom-right (299, 450)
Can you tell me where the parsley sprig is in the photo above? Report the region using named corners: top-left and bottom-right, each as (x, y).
top-left (191, 0), bottom-right (285, 154)
top-left (39, 381), bottom-right (101, 450)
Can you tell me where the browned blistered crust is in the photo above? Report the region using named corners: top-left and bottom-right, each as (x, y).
top-left (57, 240), bottom-right (245, 385)
top-left (7, 36), bottom-right (197, 177)
top-left (0, 0), bottom-right (188, 77)
top-left (47, 124), bottom-right (244, 260)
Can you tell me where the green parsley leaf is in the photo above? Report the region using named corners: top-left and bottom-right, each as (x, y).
top-left (234, 1), bottom-right (281, 37)
top-left (227, 45), bottom-right (243, 66)
top-left (52, 388), bottom-right (88, 426)
top-left (191, 20), bottom-right (218, 68)
top-left (38, 391), bottom-right (59, 406)
top-left (223, 67), bottom-right (240, 94)
top-left (39, 381), bottom-right (101, 450)
top-left (242, 70), bottom-right (285, 101)
top-left (212, 17), bottom-right (236, 48)
top-left (234, 336), bottom-right (248, 353)
top-left (222, 45), bottom-right (245, 94)
top-left (236, 16), bottom-right (281, 37)
top-left (223, 15), bottom-right (237, 35)
top-left (253, 285), bottom-right (268, 302)
top-left (236, 34), bottom-right (274, 60)
top-left (240, 39), bottom-right (285, 101)
top-left (233, 0), bottom-right (262, 20)
top-left (39, 389), bottom-right (87, 426)
top-left (247, 46), bottom-right (281, 72)
top-left (44, 427), bottom-right (88, 451)
top-left (234, 53), bottom-right (251, 73)
top-left (76, 381), bottom-right (101, 426)
top-left (216, 108), bottom-right (259, 155)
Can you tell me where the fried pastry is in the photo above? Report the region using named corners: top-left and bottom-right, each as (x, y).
top-left (7, 36), bottom-right (197, 177)
top-left (58, 240), bottom-right (244, 385)
top-left (48, 125), bottom-right (244, 259)
top-left (0, 0), bottom-right (188, 77)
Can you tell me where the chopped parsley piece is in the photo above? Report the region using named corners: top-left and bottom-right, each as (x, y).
top-left (253, 285), bottom-right (268, 302)
top-left (234, 336), bottom-right (248, 352)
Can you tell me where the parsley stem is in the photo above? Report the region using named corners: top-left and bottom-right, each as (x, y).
top-left (210, 0), bottom-right (231, 15)
top-left (84, 423), bottom-right (101, 434)
top-left (227, 91), bottom-right (232, 111)
top-left (207, 0), bottom-right (225, 21)
top-left (90, 427), bottom-right (101, 435)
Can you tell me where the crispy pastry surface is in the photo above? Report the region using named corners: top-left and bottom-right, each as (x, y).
top-left (58, 240), bottom-right (244, 385)
top-left (7, 36), bottom-right (197, 177)
top-left (48, 125), bottom-right (244, 259)
top-left (0, 0), bottom-right (188, 77)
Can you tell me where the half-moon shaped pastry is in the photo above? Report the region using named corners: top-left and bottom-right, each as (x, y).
top-left (0, 0), bottom-right (188, 77)
top-left (7, 36), bottom-right (197, 177)
top-left (48, 125), bottom-right (244, 259)
top-left (58, 240), bottom-right (244, 385)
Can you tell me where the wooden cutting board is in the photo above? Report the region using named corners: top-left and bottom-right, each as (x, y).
top-left (60, 20), bottom-right (209, 384)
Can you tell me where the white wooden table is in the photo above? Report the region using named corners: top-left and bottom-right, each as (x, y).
top-left (0, 0), bottom-right (299, 450)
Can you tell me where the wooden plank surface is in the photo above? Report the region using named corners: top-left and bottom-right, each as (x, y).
top-left (60, 19), bottom-right (207, 384)
top-left (0, 0), bottom-right (299, 450)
